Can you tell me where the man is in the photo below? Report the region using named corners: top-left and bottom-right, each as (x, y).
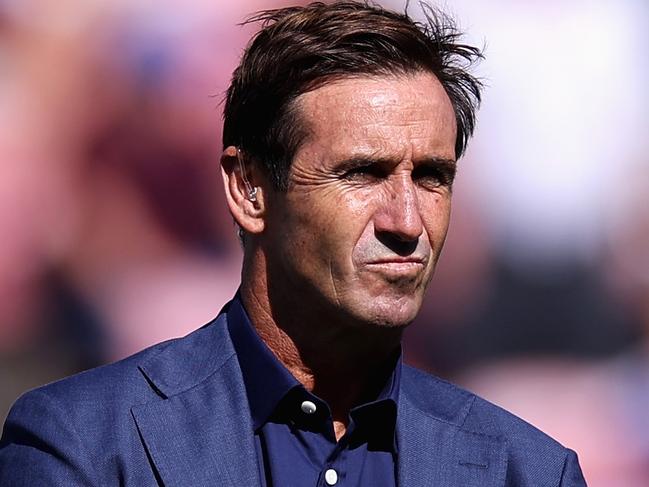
top-left (0, 2), bottom-right (587, 486)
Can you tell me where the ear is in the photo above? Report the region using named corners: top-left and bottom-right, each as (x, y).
top-left (220, 146), bottom-right (266, 235)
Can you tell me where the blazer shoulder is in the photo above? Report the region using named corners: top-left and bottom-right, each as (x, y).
top-left (1, 313), bottom-right (239, 485)
top-left (403, 364), bottom-right (563, 446)
top-left (401, 365), bottom-right (586, 485)
top-left (0, 338), bottom-right (178, 486)
top-left (463, 393), bottom-right (587, 485)
top-left (11, 312), bottom-right (234, 416)
top-left (22, 335), bottom-right (176, 407)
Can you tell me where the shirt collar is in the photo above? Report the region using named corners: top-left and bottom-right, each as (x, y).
top-left (226, 293), bottom-right (299, 430)
top-left (226, 293), bottom-right (402, 450)
top-left (348, 347), bottom-right (402, 452)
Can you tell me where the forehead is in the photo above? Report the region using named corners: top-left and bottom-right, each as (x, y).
top-left (294, 72), bottom-right (457, 161)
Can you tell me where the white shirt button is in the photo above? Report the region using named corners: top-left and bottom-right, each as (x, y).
top-left (300, 400), bottom-right (317, 414)
top-left (324, 468), bottom-right (338, 485)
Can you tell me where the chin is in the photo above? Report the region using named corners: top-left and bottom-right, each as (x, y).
top-left (349, 293), bottom-right (423, 328)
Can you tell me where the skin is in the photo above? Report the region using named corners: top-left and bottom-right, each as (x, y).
top-left (221, 72), bottom-right (457, 439)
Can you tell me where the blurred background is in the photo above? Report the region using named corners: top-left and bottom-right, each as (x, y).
top-left (0, 0), bottom-right (647, 484)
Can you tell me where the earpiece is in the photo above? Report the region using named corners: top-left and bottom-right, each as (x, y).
top-left (236, 148), bottom-right (258, 202)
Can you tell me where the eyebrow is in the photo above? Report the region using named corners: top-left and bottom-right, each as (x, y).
top-left (334, 155), bottom-right (457, 172)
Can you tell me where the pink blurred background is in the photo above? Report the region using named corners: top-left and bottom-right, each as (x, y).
top-left (1, 1), bottom-right (647, 484)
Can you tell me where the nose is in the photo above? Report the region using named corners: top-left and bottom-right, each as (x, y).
top-left (373, 177), bottom-right (423, 246)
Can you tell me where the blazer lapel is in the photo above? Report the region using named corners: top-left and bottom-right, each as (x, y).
top-left (131, 314), bottom-right (261, 487)
top-left (397, 374), bottom-right (507, 487)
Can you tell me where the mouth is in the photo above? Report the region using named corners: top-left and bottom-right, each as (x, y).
top-left (367, 257), bottom-right (426, 265)
top-left (363, 257), bottom-right (427, 280)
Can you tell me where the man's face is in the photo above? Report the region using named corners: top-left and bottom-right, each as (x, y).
top-left (263, 72), bottom-right (457, 328)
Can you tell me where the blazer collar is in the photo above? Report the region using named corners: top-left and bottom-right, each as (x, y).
top-left (131, 308), bottom-right (261, 487)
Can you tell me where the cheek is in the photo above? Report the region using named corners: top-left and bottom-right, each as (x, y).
top-left (282, 190), bottom-right (373, 267)
top-left (338, 190), bottom-right (384, 262)
top-left (351, 223), bottom-right (380, 265)
top-left (423, 194), bottom-right (452, 248)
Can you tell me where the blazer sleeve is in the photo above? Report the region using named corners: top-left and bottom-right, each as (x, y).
top-left (0, 390), bottom-right (97, 486)
top-left (560, 448), bottom-right (588, 487)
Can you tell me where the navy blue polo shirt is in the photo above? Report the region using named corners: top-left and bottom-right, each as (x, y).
top-left (226, 295), bottom-right (401, 487)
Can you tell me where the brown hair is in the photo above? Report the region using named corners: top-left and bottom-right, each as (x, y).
top-left (223, 1), bottom-right (483, 190)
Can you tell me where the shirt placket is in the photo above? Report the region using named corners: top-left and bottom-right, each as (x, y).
top-left (317, 431), bottom-right (350, 486)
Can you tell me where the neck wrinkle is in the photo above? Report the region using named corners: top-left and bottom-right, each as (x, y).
top-left (239, 248), bottom-right (403, 418)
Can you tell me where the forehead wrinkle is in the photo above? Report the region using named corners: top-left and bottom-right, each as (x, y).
top-left (306, 106), bottom-right (453, 154)
top-left (298, 73), bottom-right (451, 119)
top-left (293, 73), bottom-right (457, 166)
top-left (302, 124), bottom-right (454, 168)
top-left (330, 122), bottom-right (455, 164)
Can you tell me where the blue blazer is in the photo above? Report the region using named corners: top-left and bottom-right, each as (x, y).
top-left (0, 309), bottom-right (587, 486)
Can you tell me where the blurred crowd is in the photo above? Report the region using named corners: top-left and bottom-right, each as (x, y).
top-left (1, 0), bottom-right (648, 485)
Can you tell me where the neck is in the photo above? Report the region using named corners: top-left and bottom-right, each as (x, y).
top-left (239, 251), bottom-right (403, 431)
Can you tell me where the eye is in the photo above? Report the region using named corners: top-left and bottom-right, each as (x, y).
top-left (342, 164), bottom-right (386, 182)
top-left (412, 164), bottom-right (455, 189)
